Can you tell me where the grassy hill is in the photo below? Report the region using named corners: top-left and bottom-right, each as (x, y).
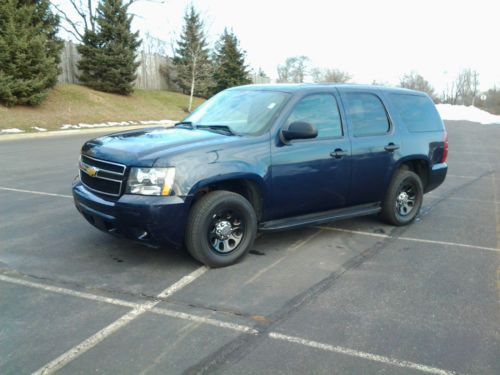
top-left (0, 84), bottom-right (204, 132)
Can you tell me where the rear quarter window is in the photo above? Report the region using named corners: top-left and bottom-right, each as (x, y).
top-left (389, 94), bottom-right (443, 132)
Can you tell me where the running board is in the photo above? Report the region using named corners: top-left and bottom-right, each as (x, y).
top-left (258, 203), bottom-right (381, 232)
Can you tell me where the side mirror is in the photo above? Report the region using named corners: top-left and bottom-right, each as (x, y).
top-left (281, 121), bottom-right (318, 141)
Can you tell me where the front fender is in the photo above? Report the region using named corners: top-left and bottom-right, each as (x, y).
top-left (185, 167), bottom-right (268, 198)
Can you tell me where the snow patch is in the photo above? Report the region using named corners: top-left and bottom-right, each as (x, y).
top-left (436, 104), bottom-right (500, 125)
top-left (32, 126), bottom-right (47, 132)
top-left (0, 128), bottom-right (24, 133)
top-left (139, 120), bottom-right (175, 125)
top-left (60, 119), bottom-right (175, 130)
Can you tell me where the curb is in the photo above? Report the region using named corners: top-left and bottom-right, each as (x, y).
top-left (0, 124), bottom-right (169, 142)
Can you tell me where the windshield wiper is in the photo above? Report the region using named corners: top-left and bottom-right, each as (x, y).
top-left (174, 121), bottom-right (195, 129)
top-left (196, 125), bottom-right (236, 135)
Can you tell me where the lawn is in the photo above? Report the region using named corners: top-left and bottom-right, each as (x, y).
top-left (0, 84), bottom-right (204, 132)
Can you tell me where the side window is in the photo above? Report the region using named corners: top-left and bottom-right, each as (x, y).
top-left (389, 93), bottom-right (443, 132)
top-left (286, 94), bottom-right (343, 139)
top-left (344, 93), bottom-right (390, 137)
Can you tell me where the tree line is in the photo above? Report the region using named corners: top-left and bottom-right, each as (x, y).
top-left (274, 55), bottom-right (499, 114)
top-left (0, 1), bottom-right (251, 109)
top-left (1, 1), bottom-right (498, 115)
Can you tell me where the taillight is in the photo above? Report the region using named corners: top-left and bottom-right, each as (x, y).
top-left (441, 131), bottom-right (448, 163)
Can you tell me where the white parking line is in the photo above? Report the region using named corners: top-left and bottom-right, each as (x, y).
top-left (0, 186), bottom-right (72, 198)
top-left (0, 274), bottom-right (140, 309)
top-left (0, 272), bottom-right (257, 335)
top-left (425, 195), bottom-right (499, 204)
top-left (0, 273), bottom-right (460, 375)
top-left (269, 332), bottom-right (456, 375)
top-left (318, 226), bottom-right (500, 253)
top-left (150, 307), bottom-right (258, 334)
top-left (449, 160), bottom-right (492, 165)
top-left (32, 266), bottom-right (208, 375)
top-left (447, 174), bottom-right (498, 180)
top-left (446, 174), bottom-right (478, 179)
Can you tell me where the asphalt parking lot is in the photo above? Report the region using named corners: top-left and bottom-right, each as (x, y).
top-left (1, 121), bottom-right (499, 375)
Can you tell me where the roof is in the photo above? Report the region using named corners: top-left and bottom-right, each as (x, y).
top-left (232, 83), bottom-right (425, 96)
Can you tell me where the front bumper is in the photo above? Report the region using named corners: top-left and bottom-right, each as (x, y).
top-left (72, 181), bottom-right (190, 248)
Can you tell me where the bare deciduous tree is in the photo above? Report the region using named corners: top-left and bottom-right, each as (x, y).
top-left (277, 56), bottom-right (310, 83)
top-left (399, 71), bottom-right (437, 100)
top-left (457, 69), bottom-right (480, 106)
top-left (371, 80), bottom-right (388, 86)
top-left (476, 86), bottom-right (500, 115)
top-left (52, 0), bottom-right (161, 42)
top-left (311, 68), bottom-right (351, 83)
top-left (442, 69), bottom-right (480, 106)
top-left (142, 32), bottom-right (167, 55)
top-left (52, 0), bottom-right (97, 41)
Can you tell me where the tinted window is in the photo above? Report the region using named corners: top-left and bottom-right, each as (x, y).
top-left (344, 93), bottom-right (390, 137)
top-left (286, 94), bottom-right (342, 139)
top-left (390, 94), bottom-right (443, 132)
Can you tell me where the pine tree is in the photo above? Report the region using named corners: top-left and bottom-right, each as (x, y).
top-left (0, 0), bottom-right (62, 107)
top-left (78, 0), bottom-right (141, 95)
top-left (173, 5), bottom-right (211, 111)
top-left (28, 0), bottom-right (64, 68)
top-left (210, 29), bottom-right (251, 96)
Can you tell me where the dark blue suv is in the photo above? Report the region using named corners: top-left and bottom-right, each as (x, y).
top-left (73, 84), bottom-right (448, 267)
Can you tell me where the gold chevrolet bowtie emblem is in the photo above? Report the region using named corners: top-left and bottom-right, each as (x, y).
top-left (85, 165), bottom-right (99, 177)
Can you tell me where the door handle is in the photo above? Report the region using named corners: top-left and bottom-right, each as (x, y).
top-left (330, 148), bottom-right (348, 159)
top-left (384, 143), bottom-right (400, 152)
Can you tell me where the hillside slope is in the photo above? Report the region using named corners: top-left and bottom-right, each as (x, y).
top-left (0, 84), bottom-right (204, 132)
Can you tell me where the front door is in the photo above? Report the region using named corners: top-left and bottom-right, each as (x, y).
top-left (270, 92), bottom-right (352, 219)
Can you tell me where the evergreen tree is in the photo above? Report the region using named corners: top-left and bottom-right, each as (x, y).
top-left (0, 0), bottom-right (62, 106)
top-left (28, 0), bottom-right (64, 67)
top-left (173, 5), bottom-right (211, 110)
top-left (210, 29), bottom-right (251, 95)
top-left (78, 0), bottom-right (141, 95)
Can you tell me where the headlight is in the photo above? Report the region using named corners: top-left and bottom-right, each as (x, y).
top-left (126, 167), bottom-right (175, 196)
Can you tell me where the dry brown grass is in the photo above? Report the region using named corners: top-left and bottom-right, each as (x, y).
top-left (0, 84), bottom-right (204, 131)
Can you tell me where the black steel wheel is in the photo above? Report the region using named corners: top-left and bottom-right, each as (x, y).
top-left (395, 181), bottom-right (418, 217)
top-left (380, 169), bottom-right (423, 226)
top-left (185, 191), bottom-right (257, 267)
top-left (207, 209), bottom-right (245, 254)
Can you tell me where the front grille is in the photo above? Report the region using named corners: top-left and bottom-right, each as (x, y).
top-left (79, 155), bottom-right (126, 197)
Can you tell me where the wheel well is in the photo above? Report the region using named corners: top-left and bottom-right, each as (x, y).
top-left (192, 179), bottom-right (263, 220)
top-left (400, 159), bottom-right (429, 189)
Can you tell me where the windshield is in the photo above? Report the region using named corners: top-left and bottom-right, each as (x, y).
top-left (183, 89), bottom-right (290, 135)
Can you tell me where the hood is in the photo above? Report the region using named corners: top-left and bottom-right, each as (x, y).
top-left (81, 126), bottom-right (241, 166)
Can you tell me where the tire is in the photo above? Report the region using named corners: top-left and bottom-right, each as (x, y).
top-left (380, 169), bottom-right (423, 226)
top-left (185, 191), bottom-right (257, 268)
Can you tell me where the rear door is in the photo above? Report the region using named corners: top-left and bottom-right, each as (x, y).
top-left (339, 90), bottom-right (401, 205)
top-left (270, 92), bottom-right (352, 219)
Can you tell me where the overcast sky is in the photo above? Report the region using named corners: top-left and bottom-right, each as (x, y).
top-left (62, 0), bottom-right (500, 93)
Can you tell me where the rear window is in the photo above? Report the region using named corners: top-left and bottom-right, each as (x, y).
top-left (390, 94), bottom-right (443, 132)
